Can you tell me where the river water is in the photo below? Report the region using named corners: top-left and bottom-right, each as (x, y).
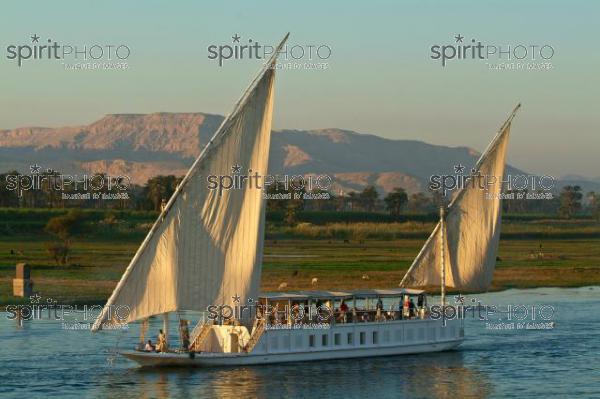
top-left (0, 286), bottom-right (598, 398)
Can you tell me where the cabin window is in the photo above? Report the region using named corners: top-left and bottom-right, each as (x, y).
top-left (372, 331), bottom-right (379, 344)
top-left (334, 333), bottom-right (341, 346)
top-left (322, 334), bottom-right (328, 346)
top-left (347, 333), bottom-right (354, 345)
top-left (360, 332), bottom-right (366, 345)
top-left (406, 329), bottom-right (414, 341)
top-left (309, 335), bottom-right (315, 347)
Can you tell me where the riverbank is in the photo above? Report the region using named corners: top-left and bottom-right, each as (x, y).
top-left (1, 236), bottom-right (598, 305)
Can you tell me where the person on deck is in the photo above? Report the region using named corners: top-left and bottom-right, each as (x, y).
top-left (417, 294), bottom-right (425, 319)
top-left (144, 340), bottom-right (155, 352)
top-left (292, 302), bottom-right (300, 324)
top-left (409, 298), bottom-right (416, 318)
top-left (180, 321), bottom-right (190, 350)
top-left (315, 299), bottom-right (323, 322)
top-left (274, 304), bottom-right (282, 325)
top-left (303, 304), bottom-right (310, 323)
top-left (156, 329), bottom-right (167, 352)
top-left (376, 298), bottom-right (384, 322)
top-left (339, 300), bottom-right (349, 323)
top-left (417, 294), bottom-right (424, 308)
top-left (403, 295), bottom-right (410, 318)
top-left (397, 300), bottom-right (403, 320)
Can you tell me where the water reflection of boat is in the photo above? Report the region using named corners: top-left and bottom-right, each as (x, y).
top-left (112, 351), bottom-right (492, 398)
top-left (91, 31), bottom-right (520, 367)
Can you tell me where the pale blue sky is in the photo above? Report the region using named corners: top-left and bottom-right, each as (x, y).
top-left (1, 0), bottom-right (598, 178)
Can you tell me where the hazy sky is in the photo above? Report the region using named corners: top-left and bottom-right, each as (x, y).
top-left (1, 0), bottom-right (598, 178)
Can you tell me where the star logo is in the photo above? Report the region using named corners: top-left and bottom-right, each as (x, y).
top-left (29, 293), bottom-right (42, 304)
top-left (232, 34), bottom-right (241, 43)
top-left (232, 294), bottom-right (241, 303)
top-left (31, 34), bottom-right (40, 43)
top-left (231, 164), bottom-right (242, 174)
top-left (454, 164), bottom-right (465, 174)
top-left (30, 164), bottom-right (41, 174)
top-left (454, 293), bottom-right (465, 304)
top-left (454, 34), bottom-right (464, 43)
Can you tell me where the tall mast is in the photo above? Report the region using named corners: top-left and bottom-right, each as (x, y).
top-left (439, 206), bottom-right (446, 306)
top-left (163, 313), bottom-right (169, 349)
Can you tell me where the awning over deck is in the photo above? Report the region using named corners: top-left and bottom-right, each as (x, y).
top-left (350, 288), bottom-right (424, 298)
top-left (260, 288), bottom-right (424, 301)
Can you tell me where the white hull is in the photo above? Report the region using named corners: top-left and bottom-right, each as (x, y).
top-left (122, 319), bottom-right (464, 368)
top-left (122, 339), bottom-right (462, 367)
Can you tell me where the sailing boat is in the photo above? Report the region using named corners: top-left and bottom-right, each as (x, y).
top-left (92, 33), bottom-right (520, 367)
top-left (400, 103), bottom-right (521, 299)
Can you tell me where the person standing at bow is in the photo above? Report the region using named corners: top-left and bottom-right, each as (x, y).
top-left (156, 329), bottom-right (168, 352)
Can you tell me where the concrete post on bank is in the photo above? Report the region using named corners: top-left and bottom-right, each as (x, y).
top-left (13, 263), bottom-right (33, 297)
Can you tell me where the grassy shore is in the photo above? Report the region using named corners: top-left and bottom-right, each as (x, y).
top-left (1, 215), bottom-right (599, 305)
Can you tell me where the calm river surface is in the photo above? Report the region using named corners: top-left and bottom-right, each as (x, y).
top-left (1, 286), bottom-right (599, 398)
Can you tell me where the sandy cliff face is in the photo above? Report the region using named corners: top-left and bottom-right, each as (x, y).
top-left (0, 113), bottom-right (222, 157)
top-left (0, 113), bottom-right (519, 192)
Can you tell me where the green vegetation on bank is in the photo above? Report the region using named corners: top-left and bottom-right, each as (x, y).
top-left (1, 207), bottom-right (598, 241)
top-left (0, 207), bottom-right (599, 305)
top-left (1, 236), bottom-right (599, 305)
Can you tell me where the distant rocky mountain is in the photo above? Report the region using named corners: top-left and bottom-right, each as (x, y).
top-left (558, 175), bottom-right (600, 193)
top-left (1, 113), bottom-right (597, 194)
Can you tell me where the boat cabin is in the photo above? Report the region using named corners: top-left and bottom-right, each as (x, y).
top-left (185, 288), bottom-right (443, 355)
top-left (258, 288), bottom-right (429, 327)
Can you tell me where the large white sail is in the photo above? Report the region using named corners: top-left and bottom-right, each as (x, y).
top-left (400, 105), bottom-right (520, 291)
top-left (92, 35), bottom-right (289, 331)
